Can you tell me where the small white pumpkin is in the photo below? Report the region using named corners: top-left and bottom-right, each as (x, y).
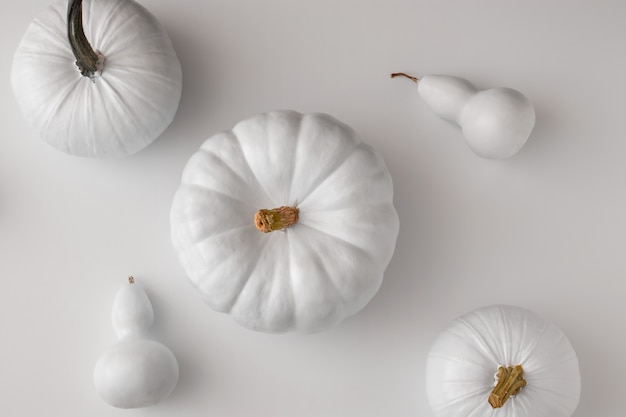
top-left (11, 0), bottom-right (182, 158)
top-left (392, 73), bottom-right (535, 159)
top-left (426, 305), bottom-right (581, 417)
top-left (170, 110), bottom-right (399, 333)
top-left (94, 277), bottom-right (179, 409)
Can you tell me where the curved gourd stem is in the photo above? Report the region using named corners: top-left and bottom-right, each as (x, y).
top-left (67, 0), bottom-right (103, 78)
top-left (488, 365), bottom-right (527, 408)
top-left (254, 206), bottom-right (299, 233)
top-left (390, 72), bottom-right (420, 84)
top-left (128, 276), bottom-right (135, 284)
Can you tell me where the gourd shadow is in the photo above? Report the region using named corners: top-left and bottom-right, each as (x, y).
top-left (517, 102), bottom-right (557, 160)
top-left (142, 285), bottom-right (213, 405)
top-left (359, 97), bottom-right (557, 330)
top-left (476, 91), bottom-right (558, 165)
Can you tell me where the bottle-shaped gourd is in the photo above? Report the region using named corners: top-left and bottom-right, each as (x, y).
top-left (391, 73), bottom-right (536, 159)
top-left (94, 277), bottom-right (179, 408)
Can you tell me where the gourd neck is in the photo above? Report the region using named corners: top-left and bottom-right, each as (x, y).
top-left (390, 72), bottom-right (420, 84)
top-left (112, 276), bottom-right (154, 338)
top-left (488, 365), bottom-right (527, 408)
top-left (67, 0), bottom-right (104, 79)
top-left (254, 206), bottom-right (299, 233)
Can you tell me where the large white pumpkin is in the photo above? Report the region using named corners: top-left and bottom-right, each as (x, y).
top-left (170, 110), bottom-right (399, 333)
top-left (11, 0), bottom-right (182, 158)
top-left (426, 305), bottom-right (581, 417)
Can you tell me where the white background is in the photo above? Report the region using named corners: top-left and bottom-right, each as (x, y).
top-left (1, 0), bottom-right (625, 416)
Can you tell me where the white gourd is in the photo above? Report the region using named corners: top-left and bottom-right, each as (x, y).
top-left (392, 73), bottom-right (535, 159)
top-left (425, 305), bottom-right (581, 417)
top-left (170, 110), bottom-right (399, 333)
top-left (94, 277), bottom-right (179, 409)
top-left (11, 0), bottom-right (182, 158)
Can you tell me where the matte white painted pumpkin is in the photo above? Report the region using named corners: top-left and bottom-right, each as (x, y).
top-left (94, 277), bottom-right (179, 409)
top-left (426, 305), bottom-right (581, 417)
top-left (392, 73), bottom-right (535, 159)
top-left (170, 110), bottom-right (399, 333)
top-left (11, 0), bottom-right (182, 158)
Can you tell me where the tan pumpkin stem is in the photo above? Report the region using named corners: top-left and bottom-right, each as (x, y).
top-left (128, 276), bottom-right (135, 284)
top-left (390, 72), bottom-right (420, 84)
top-left (254, 206), bottom-right (299, 233)
top-left (67, 0), bottom-right (104, 78)
top-left (488, 365), bottom-right (527, 408)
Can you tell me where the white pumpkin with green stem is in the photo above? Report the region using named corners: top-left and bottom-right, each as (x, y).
top-left (391, 73), bottom-right (535, 159)
top-left (11, 0), bottom-right (182, 158)
top-left (170, 110), bottom-right (399, 333)
top-left (426, 305), bottom-right (581, 417)
top-left (94, 277), bottom-right (179, 409)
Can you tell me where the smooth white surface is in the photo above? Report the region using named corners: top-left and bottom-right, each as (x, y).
top-left (94, 280), bottom-right (178, 408)
top-left (417, 74), bottom-right (536, 159)
top-left (1, 0), bottom-right (625, 415)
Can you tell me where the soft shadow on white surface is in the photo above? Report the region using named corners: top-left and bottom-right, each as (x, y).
top-left (2, 0), bottom-right (626, 416)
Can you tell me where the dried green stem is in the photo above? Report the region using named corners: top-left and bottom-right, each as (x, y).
top-left (390, 72), bottom-right (420, 84)
top-left (67, 0), bottom-right (103, 78)
top-left (488, 365), bottom-right (527, 408)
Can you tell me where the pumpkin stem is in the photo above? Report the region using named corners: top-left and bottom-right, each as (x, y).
top-left (488, 365), bottom-right (527, 408)
top-left (128, 276), bottom-right (135, 284)
top-left (254, 206), bottom-right (299, 233)
top-left (390, 72), bottom-right (420, 84)
top-left (67, 0), bottom-right (104, 79)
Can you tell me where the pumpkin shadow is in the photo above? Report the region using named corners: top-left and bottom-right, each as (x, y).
top-left (339, 129), bottom-right (441, 333)
top-left (147, 23), bottom-right (220, 156)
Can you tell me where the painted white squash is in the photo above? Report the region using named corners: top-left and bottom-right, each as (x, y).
top-left (426, 305), bottom-right (581, 417)
top-left (94, 277), bottom-right (179, 409)
top-left (392, 73), bottom-right (535, 159)
top-left (11, 0), bottom-right (182, 158)
top-left (170, 110), bottom-right (399, 333)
